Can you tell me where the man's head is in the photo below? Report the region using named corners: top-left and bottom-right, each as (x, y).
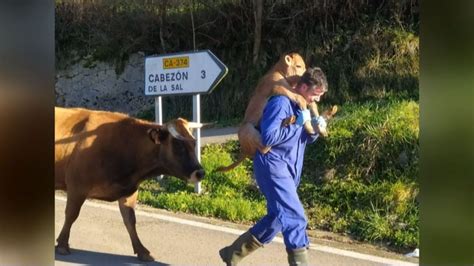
top-left (295, 67), bottom-right (328, 103)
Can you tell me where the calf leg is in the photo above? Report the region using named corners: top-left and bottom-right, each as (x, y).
top-left (118, 190), bottom-right (154, 262)
top-left (56, 192), bottom-right (86, 255)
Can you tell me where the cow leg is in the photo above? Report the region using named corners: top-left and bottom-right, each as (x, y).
top-left (118, 190), bottom-right (155, 262)
top-left (56, 192), bottom-right (86, 255)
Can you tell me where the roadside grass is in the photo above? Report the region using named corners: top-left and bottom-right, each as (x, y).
top-left (139, 142), bottom-right (266, 222)
top-left (138, 99), bottom-right (419, 251)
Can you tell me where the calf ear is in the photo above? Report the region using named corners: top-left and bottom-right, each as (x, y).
top-left (148, 128), bottom-right (169, 144)
top-left (284, 55), bottom-right (292, 66)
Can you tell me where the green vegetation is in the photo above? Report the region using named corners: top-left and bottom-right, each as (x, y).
top-left (138, 99), bottom-right (419, 250)
top-left (56, 0), bottom-right (419, 122)
top-left (139, 142), bottom-right (266, 222)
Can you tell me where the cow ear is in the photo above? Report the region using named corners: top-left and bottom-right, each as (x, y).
top-left (148, 128), bottom-right (168, 144)
top-left (148, 128), bottom-right (160, 144)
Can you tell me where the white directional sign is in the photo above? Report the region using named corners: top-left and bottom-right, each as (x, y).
top-left (145, 50), bottom-right (228, 96)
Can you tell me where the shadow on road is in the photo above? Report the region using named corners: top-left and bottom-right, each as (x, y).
top-left (55, 249), bottom-right (169, 265)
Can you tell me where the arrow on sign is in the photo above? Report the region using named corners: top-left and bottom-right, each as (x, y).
top-left (145, 50), bottom-right (228, 96)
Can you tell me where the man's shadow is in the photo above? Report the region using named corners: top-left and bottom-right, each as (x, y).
top-left (55, 249), bottom-right (169, 265)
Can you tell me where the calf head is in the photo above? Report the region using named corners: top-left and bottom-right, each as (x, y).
top-left (276, 52), bottom-right (306, 83)
top-left (148, 118), bottom-right (205, 183)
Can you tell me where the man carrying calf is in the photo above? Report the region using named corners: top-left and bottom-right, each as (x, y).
top-left (219, 67), bottom-right (329, 266)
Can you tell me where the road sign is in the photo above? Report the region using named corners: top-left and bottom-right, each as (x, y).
top-left (145, 50), bottom-right (228, 96)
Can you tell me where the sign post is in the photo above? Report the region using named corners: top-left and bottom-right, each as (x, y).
top-left (145, 50), bottom-right (228, 193)
top-left (193, 94), bottom-right (201, 193)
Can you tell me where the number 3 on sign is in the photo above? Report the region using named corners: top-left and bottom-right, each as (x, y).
top-left (201, 70), bottom-right (206, 79)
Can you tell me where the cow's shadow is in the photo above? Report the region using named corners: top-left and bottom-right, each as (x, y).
top-left (55, 249), bottom-right (169, 265)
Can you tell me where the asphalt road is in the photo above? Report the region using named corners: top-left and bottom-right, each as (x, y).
top-left (55, 196), bottom-right (417, 266)
top-left (200, 126), bottom-right (239, 146)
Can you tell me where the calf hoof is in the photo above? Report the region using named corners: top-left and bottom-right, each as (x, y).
top-left (260, 146), bottom-right (272, 154)
top-left (55, 245), bottom-right (71, 255)
top-left (138, 252), bottom-right (155, 262)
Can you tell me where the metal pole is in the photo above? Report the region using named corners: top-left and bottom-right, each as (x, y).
top-left (155, 96), bottom-right (163, 125)
top-left (193, 94), bottom-right (202, 194)
top-left (155, 96), bottom-right (163, 180)
top-left (190, 0), bottom-right (201, 194)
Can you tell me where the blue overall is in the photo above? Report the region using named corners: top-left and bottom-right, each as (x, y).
top-left (250, 95), bottom-right (318, 250)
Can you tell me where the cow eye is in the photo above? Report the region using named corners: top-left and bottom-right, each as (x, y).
top-left (296, 65), bottom-right (302, 68)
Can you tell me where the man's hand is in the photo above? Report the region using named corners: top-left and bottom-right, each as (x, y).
top-left (312, 116), bottom-right (327, 129)
top-left (311, 116), bottom-right (328, 137)
top-left (296, 109), bottom-right (311, 126)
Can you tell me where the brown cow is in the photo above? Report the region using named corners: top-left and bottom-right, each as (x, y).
top-left (55, 107), bottom-right (205, 261)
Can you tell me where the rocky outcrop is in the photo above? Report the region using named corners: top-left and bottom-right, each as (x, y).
top-left (55, 53), bottom-right (154, 116)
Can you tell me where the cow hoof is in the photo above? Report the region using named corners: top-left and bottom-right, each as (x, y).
top-left (138, 253), bottom-right (155, 262)
top-left (55, 245), bottom-right (71, 255)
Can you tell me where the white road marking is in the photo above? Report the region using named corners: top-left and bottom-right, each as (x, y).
top-left (56, 196), bottom-right (417, 266)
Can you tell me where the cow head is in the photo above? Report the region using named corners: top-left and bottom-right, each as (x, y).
top-left (147, 118), bottom-right (205, 183)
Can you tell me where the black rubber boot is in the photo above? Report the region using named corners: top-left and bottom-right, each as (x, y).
top-left (287, 247), bottom-right (309, 266)
top-left (219, 230), bottom-right (263, 266)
